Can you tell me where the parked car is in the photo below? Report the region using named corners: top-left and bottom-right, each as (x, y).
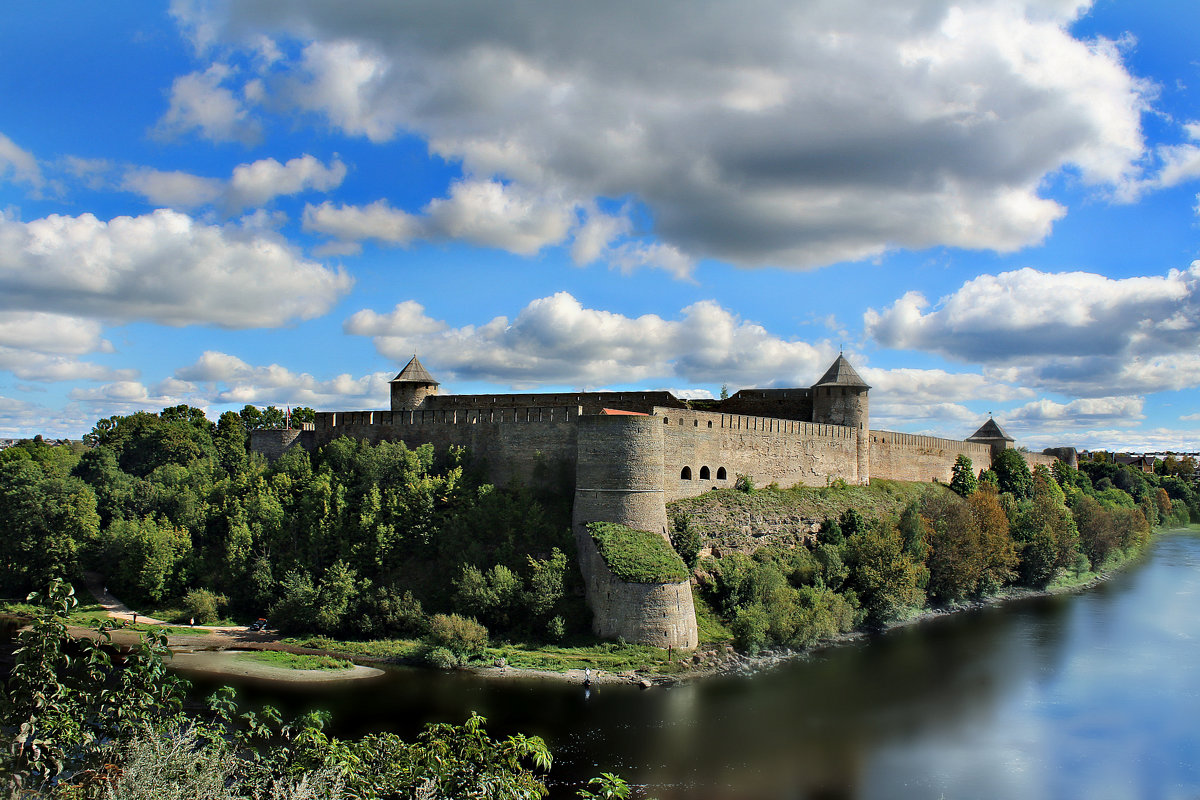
top-left (249, 618), bottom-right (268, 631)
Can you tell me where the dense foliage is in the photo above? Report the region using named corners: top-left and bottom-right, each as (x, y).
top-left (693, 449), bottom-right (1190, 653)
top-left (0, 407), bottom-right (579, 652)
top-left (0, 580), bottom-right (622, 798)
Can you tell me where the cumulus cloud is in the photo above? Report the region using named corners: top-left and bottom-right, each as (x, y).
top-left (866, 264), bottom-right (1200, 395)
top-left (344, 292), bottom-right (832, 388)
top-left (121, 168), bottom-right (223, 208)
top-left (169, 0), bottom-right (1151, 269)
top-left (0, 311), bottom-right (129, 384)
top-left (155, 63), bottom-right (260, 144)
top-left (0, 132), bottom-right (43, 188)
top-left (0, 209), bottom-right (352, 328)
top-left (175, 350), bottom-right (391, 407)
top-left (304, 179), bottom-right (588, 261)
top-left (122, 154), bottom-right (346, 212)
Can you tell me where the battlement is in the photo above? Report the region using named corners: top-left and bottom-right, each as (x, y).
top-left (656, 406), bottom-right (855, 439)
top-left (315, 405), bottom-right (583, 430)
top-left (870, 429), bottom-right (991, 455)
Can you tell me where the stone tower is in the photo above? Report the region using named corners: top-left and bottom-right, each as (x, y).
top-left (811, 354), bottom-right (870, 484)
top-left (389, 356), bottom-right (439, 411)
top-left (967, 417), bottom-right (1015, 460)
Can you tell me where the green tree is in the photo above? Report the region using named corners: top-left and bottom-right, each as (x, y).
top-left (949, 454), bottom-right (978, 497)
top-left (992, 449), bottom-right (1033, 499)
top-left (925, 497), bottom-right (983, 603)
top-left (105, 516), bottom-right (193, 604)
top-left (969, 484), bottom-right (1018, 594)
top-left (844, 521), bottom-right (923, 626)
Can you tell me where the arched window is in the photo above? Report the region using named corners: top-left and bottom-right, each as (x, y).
top-left (699, 466), bottom-right (711, 480)
top-left (716, 467), bottom-right (727, 480)
top-left (681, 466), bottom-right (693, 480)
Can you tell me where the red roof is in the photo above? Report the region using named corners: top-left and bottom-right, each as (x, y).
top-left (600, 408), bottom-right (649, 416)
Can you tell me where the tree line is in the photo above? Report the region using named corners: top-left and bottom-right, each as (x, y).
top-left (1, 405), bottom-right (580, 656)
top-left (690, 449), bottom-right (1195, 654)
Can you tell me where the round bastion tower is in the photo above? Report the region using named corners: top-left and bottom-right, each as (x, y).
top-left (572, 414), bottom-right (698, 649)
top-left (389, 356), bottom-right (439, 411)
top-left (811, 354), bottom-right (871, 484)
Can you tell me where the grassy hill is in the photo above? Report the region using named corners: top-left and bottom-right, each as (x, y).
top-left (668, 479), bottom-right (954, 554)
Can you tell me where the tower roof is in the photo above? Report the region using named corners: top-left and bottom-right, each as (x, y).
top-left (968, 418), bottom-right (1013, 442)
top-left (812, 355), bottom-right (870, 389)
top-left (390, 355), bottom-right (439, 385)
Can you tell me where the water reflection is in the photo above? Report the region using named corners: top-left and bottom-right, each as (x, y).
top-left (181, 531), bottom-right (1200, 799)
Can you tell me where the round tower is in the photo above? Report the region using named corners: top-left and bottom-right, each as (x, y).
top-left (572, 414), bottom-right (698, 650)
top-left (811, 354), bottom-right (871, 484)
top-left (572, 414), bottom-right (669, 537)
top-left (389, 355), bottom-right (439, 411)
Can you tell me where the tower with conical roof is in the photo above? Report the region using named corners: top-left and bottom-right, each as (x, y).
top-left (811, 354), bottom-right (871, 483)
top-left (390, 356), bottom-right (439, 411)
top-left (967, 417), bottom-right (1015, 460)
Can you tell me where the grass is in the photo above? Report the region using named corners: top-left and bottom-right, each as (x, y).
top-left (234, 651), bottom-right (354, 671)
top-left (587, 521), bottom-right (689, 583)
top-left (142, 605), bottom-right (240, 627)
top-left (279, 635), bottom-right (426, 662)
top-left (483, 640), bottom-right (690, 675)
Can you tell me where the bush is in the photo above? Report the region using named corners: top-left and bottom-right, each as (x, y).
top-left (734, 474), bottom-right (755, 493)
top-left (182, 588), bottom-right (227, 625)
top-left (670, 513), bottom-right (702, 569)
top-left (427, 613), bottom-right (489, 656)
top-left (426, 646), bottom-right (460, 669)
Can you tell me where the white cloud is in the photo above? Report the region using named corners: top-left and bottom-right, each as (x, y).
top-left (0, 209), bottom-right (352, 328)
top-left (303, 199), bottom-right (420, 244)
top-left (122, 154), bottom-right (346, 212)
top-left (122, 168), bottom-right (223, 208)
top-left (227, 154), bottom-right (347, 209)
top-left (866, 264), bottom-right (1200, 395)
top-left (0, 132), bottom-right (43, 188)
top-left (344, 292), bottom-right (832, 388)
top-left (175, 350), bottom-right (391, 407)
top-left (304, 179), bottom-right (579, 259)
top-left (155, 63), bottom-right (260, 144)
top-left (0, 395), bottom-right (93, 439)
top-left (0, 312), bottom-right (108, 355)
top-left (571, 209), bottom-right (629, 266)
top-left (424, 179), bottom-right (573, 255)
top-left (170, 0), bottom-right (1151, 269)
top-left (0, 348), bottom-right (135, 383)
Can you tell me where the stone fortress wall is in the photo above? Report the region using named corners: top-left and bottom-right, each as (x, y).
top-left (251, 355), bottom-right (1071, 649)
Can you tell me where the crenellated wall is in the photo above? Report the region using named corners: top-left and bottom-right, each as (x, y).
top-left (656, 408), bottom-right (860, 501)
top-left (311, 407), bottom-right (580, 491)
top-left (869, 430), bottom-right (994, 483)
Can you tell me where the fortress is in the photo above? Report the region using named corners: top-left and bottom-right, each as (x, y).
top-left (251, 355), bottom-right (1070, 650)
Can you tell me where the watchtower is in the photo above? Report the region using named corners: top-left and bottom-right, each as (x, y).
top-left (389, 356), bottom-right (439, 411)
top-left (967, 417), bottom-right (1015, 460)
top-left (811, 354), bottom-right (870, 483)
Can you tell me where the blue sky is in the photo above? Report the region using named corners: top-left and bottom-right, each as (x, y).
top-left (2, 0), bottom-right (1199, 452)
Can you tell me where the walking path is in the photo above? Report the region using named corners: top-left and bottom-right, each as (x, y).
top-left (81, 571), bottom-right (253, 633)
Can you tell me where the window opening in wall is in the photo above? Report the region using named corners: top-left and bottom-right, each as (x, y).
top-left (707, 421), bottom-right (713, 428)
top-left (664, 417), bottom-right (669, 424)
top-left (681, 466), bottom-right (693, 480)
top-left (694, 419), bottom-right (698, 426)
top-left (717, 467), bottom-right (727, 480)
top-left (700, 466), bottom-right (711, 480)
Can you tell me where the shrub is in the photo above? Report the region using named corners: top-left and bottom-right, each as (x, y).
top-left (427, 613), bottom-right (489, 656)
top-left (844, 521), bottom-right (923, 626)
top-left (734, 474), bottom-right (755, 493)
top-left (670, 512), bottom-right (702, 569)
top-left (426, 646), bottom-right (459, 669)
top-left (182, 587), bottom-right (227, 625)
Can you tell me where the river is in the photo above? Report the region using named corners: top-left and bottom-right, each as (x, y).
top-left (181, 528), bottom-right (1200, 799)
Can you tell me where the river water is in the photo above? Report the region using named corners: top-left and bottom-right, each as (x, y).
top-left (183, 528), bottom-right (1200, 799)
